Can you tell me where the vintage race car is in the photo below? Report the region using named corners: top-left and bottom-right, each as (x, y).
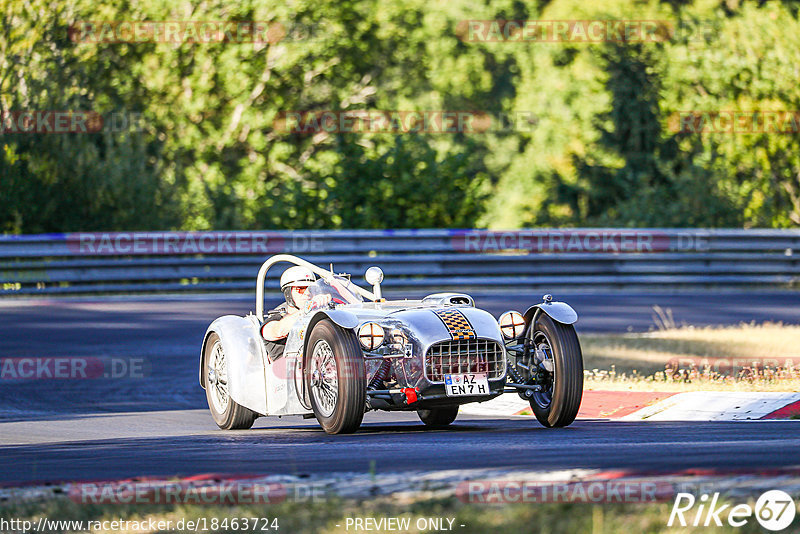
top-left (200, 254), bottom-right (584, 434)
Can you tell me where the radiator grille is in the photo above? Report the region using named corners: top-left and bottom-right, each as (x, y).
top-left (424, 338), bottom-right (505, 383)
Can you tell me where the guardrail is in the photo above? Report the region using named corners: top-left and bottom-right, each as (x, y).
top-left (1, 229), bottom-right (798, 295)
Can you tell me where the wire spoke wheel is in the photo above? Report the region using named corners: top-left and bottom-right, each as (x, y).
top-left (208, 340), bottom-right (230, 414)
top-left (304, 319), bottom-right (366, 434)
top-left (531, 332), bottom-right (555, 410)
top-left (310, 340), bottom-right (338, 418)
top-left (203, 332), bottom-right (257, 430)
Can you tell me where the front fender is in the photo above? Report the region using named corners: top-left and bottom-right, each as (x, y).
top-left (523, 301), bottom-right (578, 326)
top-left (301, 308), bottom-right (361, 364)
top-left (200, 315), bottom-right (267, 415)
top-left (316, 308), bottom-right (360, 329)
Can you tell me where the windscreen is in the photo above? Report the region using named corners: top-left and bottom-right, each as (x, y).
top-left (307, 275), bottom-right (363, 305)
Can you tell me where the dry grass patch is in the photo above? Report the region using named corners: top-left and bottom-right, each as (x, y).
top-left (581, 322), bottom-right (800, 392)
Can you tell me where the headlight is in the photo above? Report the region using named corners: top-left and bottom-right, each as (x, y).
top-left (499, 311), bottom-right (525, 339)
top-left (358, 322), bottom-right (385, 350)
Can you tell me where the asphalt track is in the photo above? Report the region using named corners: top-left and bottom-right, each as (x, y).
top-left (1, 291), bottom-right (799, 485)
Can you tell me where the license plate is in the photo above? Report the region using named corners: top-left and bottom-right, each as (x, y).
top-left (444, 373), bottom-right (490, 396)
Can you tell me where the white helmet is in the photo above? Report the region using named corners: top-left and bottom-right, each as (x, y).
top-left (280, 266), bottom-right (316, 308)
top-left (280, 266), bottom-right (316, 291)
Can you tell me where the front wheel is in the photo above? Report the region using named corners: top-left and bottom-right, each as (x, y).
top-left (527, 314), bottom-right (583, 427)
top-left (417, 406), bottom-right (459, 427)
top-left (305, 320), bottom-right (366, 434)
top-left (204, 333), bottom-right (258, 430)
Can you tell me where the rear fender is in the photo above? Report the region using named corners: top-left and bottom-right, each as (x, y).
top-left (200, 315), bottom-right (267, 415)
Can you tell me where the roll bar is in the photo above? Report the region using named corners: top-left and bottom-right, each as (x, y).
top-left (255, 254), bottom-right (377, 321)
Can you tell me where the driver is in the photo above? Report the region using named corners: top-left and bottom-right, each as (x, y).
top-left (261, 266), bottom-right (331, 358)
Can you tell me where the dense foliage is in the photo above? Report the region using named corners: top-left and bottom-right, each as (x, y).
top-left (2, 0), bottom-right (799, 232)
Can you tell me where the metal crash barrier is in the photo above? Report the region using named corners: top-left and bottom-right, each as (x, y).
top-left (1, 229), bottom-right (799, 295)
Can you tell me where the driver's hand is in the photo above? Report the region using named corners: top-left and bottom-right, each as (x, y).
top-left (304, 294), bottom-right (332, 312)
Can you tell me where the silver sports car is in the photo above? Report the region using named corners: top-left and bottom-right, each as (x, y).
top-left (200, 254), bottom-right (584, 434)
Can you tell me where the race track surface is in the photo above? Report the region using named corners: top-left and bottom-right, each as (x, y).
top-left (2, 413), bottom-right (799, 485)
top-left (1, 291), bottom-right (799, 485)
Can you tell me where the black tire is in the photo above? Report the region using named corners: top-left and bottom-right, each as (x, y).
top-left (305, 320), bottom-right (366, 434)
top-left (417, 406), bottom-right (459, 427)
top-left (527, 314), bottom-right (583, 428)
top-left (204, 333), bottom-right (258, 430)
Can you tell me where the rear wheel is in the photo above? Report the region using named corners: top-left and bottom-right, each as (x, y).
top-left (204, 333), bottom-right (258, 430)
top-left (527, 314), bottom-right (583, 427)
top-left (305, 320), bottom-right (366, 434)
top-left (417, 406), bottom-right (459, 427)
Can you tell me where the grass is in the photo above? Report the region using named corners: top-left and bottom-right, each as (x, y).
top-left (580, 321), bottom-right (800, 392)
top-left (0, 494), bottom-right (779, 534)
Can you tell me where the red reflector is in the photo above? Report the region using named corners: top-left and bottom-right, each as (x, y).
top-left (402, 387), bottom-right (419, 404)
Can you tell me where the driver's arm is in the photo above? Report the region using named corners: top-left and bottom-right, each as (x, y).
top-left (261, 310), bottom-right (300, 341)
